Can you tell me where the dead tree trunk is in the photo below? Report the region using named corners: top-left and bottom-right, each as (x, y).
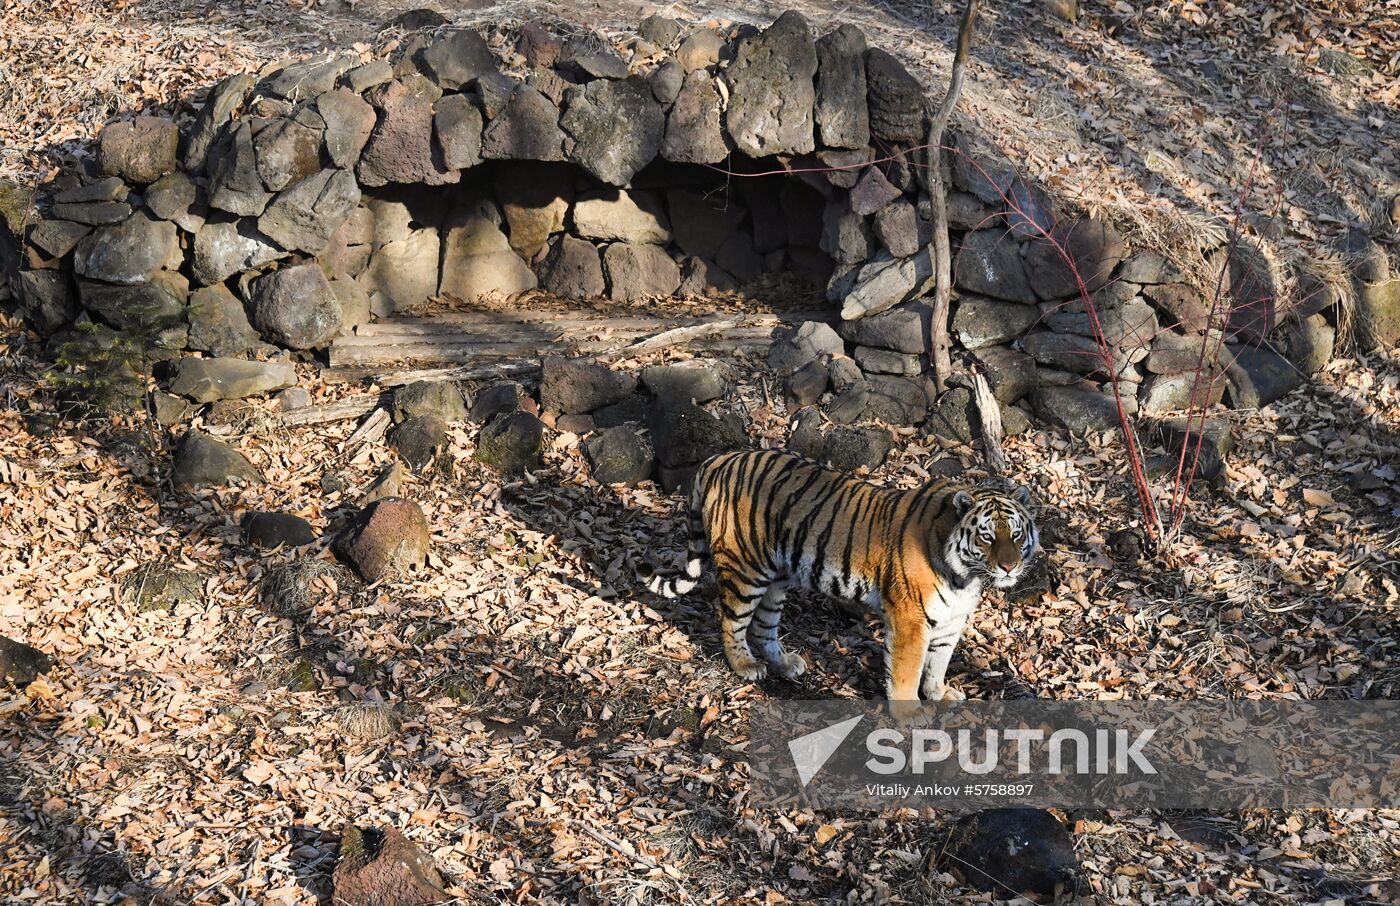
top-left (971, 368), bottom-right (1008, 477)
top-left (926, 0), bottom-right (981, 392)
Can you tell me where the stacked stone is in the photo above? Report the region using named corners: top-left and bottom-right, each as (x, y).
top-left (7, 10), bottom-right (1388, 429)
top-left (9, 15), bottom-right (853, 359)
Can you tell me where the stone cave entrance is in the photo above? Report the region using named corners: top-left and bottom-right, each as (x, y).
top-left (326, 155), bottom-right (841, 380)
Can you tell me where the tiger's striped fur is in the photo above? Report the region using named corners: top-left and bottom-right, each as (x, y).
top-left (640, 449), bottom-right (1038, 705)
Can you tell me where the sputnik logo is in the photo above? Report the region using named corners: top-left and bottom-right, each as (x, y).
top-left (788, 715), bottom-right (863, 787)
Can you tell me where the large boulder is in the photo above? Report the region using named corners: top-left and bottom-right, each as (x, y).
top-left (585, 426), bottom-right (655, 486)
top-left (1040, 294), bottom-right (1159, 361)
top-left (434, 94), bottom-right (483, 170)
top-left (825, 374), bottom-right (933, 425)
top-left (853, 345), bottom-right (922, 375)
top-left (207, 121), bottom-right (272, 216)
top-left (357, 77), bottom-right (458, 187)
top-left (1143, 282), bottom-right (1214, 334)
top-left (540, 236), bottom-right (605, 298)
top-left (0, 636), bottom-right (53, 686)
top-left (48, 200), bottom-right (131, 225)
top-left (183, 73), bottom-right (256, 173)
top-left (77, 271), bottom-right (188, 341)
top-left (191, 219), bottom-right (286, 285)
top-left (17, 270), bottom-right (79, 335)
top-left (814, 24), bottom-right (870, 149)
top-left (641, 361), bottom-right (729, 403)
top-left (944, 809), bottom-right (1079, 898)
top-left (973, 346), bottom-right (1037, 404)
top-left (574, 189), bottom-right (671, 244)
top-left (1224, 344), bottom-right (1303, 409)
top-left (954, 230), bottom-right (1036, 303)
top-left (253, 106), bottom-right (326, 192)
top-left (475, 410), bottom-right (545, 475)
top-left (647, 397), bottom-right (748, 489)
top-left (790, 409), bottom-right (892, 471)
top-left (335, 498), bottom-right (431, 582)
top-left (259, 53), bottom-right (357, 101)
top-left (357, 228), bottom-right (440, 313)
top-left (849, 165), bottom-right (903, 217)
top-left (205, 119), bottom-right (274, 217)
top-left (768, 320), bottom-right (845, 373)
top-left (562, 77), bottom-right (665, 186)
top-left (1029, 385), bottom-right (1126, 433)
top-left (438, 203), bottom-right (537, 301)
top-left (821, 204), bottom-right (876, 266)
top-left (872, 199), bottom-right (930, 258)
top-left (1022, 331), bottom-right (1138, 378)
top-left (1278, 313), bottom-right (1335, 375)
top-left (481, 85), bottom-right (567, 161)
top-left (838, 248), bottom-right (937, 320)
top-left (495, 161), bottom-right (572, 261)
top-left (145, 172), bottom-right (204, 232)
top-left (173, 431), bottom-right (262, 489)
top-left (187, 284), bottom-right (260, 356)
top-left (417, 29), bottom-right (497, 90)
top-left (392, 381), bottom-right (468, 423)
top-left (923, 386), bottom-right (978, 444)
top-left (330, 825), bottom-right (448, 906)
top-left (1138, 371), bottom-right (1223, 414)
top-left (98, 116), bottom-right (179, 184)
top-left (317, 88), bottom-right (377, 169)
top-left (865, 49), bottom-right (925, 143)
top-left (72, 212), bottom-right (176, 285)
top-left (603, 242), bottom-right (681, 302)
top-left (469, 382), bottom-right (524, 424)
top-left (1144, 329), bottom-right (1227, 375)
top-left (952, 296), bottom-right (1038, 349)
top-left (677, 29), bottom-right (726, 72)
top-left (258, 168), bottom-right (361, 254)
top-left (389, 415), bottom-right (449, 471)
top-left (949, 132), bottom-right (1016, 205)
top-left (723, 11), bottom-right (818, 157)
top-left (249, 263), bottom-right (343, 349)
top-left (661, 71), bottom-right (729, 163)
top-left (169, 357), bottom-right (296, 403)
top-left (1356, 278), bottom-right (1400, 350)
top-left (540, 356), bottom-right (637, 415)
top-left (1021, 217), bottom-right (1127, 300)
top-left (241, 512), bottom-right (317, 549)
top-left (28, 219), bottom-right (92, 259)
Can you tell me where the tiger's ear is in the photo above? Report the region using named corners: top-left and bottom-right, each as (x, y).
top-left (1014, 485), bottom-right (1032, 506)
top-left (953, 490), bottom-right (975, 515)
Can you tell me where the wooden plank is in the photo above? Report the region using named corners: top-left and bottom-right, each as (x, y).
top-left (275, 393), bottom-right (390, 426)
top-left (320, 309), bottom-right (828, 383)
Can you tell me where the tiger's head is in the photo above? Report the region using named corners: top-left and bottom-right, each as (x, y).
top-left (944, 484), bottom-right (1039, 589)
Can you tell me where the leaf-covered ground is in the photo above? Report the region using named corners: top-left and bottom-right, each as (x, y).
top-left (3, 0), bottom-right (1398, 901)
top-left (2, 311), bottom-right (1398, 901)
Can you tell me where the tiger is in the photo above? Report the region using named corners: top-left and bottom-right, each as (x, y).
top-left (639, 449), bottom-right (1039, 708)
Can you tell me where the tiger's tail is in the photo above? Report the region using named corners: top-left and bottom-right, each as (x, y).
top-left (638, 472), bottom-right (710, 598)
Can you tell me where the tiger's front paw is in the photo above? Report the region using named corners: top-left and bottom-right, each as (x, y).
top-left (888, 698), bottom-right (923, 724)
top-left (939, 685), bottom-right (966, 702)
top-left (729, 657), bottom-right (768, 682)
top-left (775, 650), bottom-right (807, 680)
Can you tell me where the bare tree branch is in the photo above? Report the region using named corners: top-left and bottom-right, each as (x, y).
top-left (926, 0), bottom-right (981, 392)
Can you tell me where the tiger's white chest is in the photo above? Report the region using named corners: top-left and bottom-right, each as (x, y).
top-left (926, 579), bottom-right (983, 624)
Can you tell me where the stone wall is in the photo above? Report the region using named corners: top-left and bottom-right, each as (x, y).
top-left (5, 9), bottom-right (1393, 430)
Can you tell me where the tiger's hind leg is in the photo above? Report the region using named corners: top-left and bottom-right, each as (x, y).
top-left (750, 579), bottom-right (806, 680)
top-left (716, 566), bottom-right (771, 682)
